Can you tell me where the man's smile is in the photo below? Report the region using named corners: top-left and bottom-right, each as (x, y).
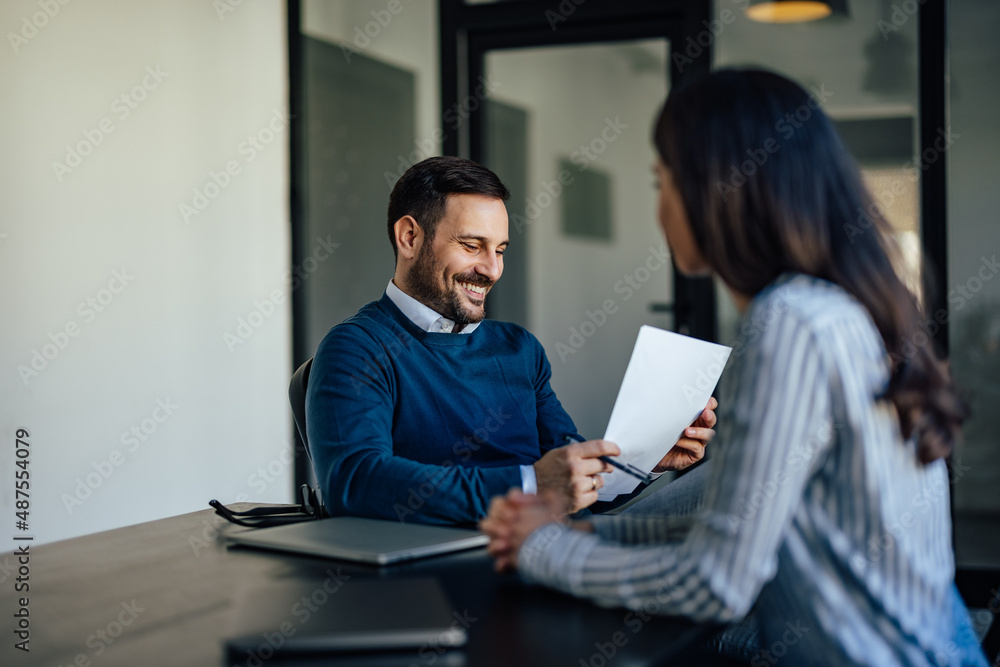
top-left (458, 281), bottom-right (488, 300)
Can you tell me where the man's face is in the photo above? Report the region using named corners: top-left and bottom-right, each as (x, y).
top-left (405, 194), bottom-right (509, 324)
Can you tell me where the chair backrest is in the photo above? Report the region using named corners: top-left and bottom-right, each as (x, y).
top-left (289, 357), bottom-right (313, 460)
top-left (289, 357), bottom-right (329, 517)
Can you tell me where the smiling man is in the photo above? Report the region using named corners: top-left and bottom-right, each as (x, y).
top-left (306, 157), bottom-right (713, 525)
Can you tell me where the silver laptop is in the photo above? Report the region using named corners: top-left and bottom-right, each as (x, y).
top-left (225, 516), bottom-right (489, 565)
top-left (226, 577), bottom-right (468, 656)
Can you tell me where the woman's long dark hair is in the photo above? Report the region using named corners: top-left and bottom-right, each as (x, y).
top-left (655, 68), bottom-right (966, 464)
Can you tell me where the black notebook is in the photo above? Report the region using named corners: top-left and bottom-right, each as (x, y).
top-left (226, 577), bottom-right (468, 658)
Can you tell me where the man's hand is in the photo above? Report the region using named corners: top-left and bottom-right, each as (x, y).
top-left (652, 397), bottom-right (718, 472)
top-left (480, 490), bottom-right (569, 573)
top-left (533, 440), bottom-right (619, 512)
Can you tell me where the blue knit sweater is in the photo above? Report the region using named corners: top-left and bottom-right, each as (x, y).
top-left (306, 293), bottom-right (579, 524)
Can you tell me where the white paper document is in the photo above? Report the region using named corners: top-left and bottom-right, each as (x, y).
top-left (597, 325), bottom-right (732, 500)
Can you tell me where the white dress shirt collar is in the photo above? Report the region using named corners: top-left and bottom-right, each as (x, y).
top-left (385, 280), bottom-right (481, 334)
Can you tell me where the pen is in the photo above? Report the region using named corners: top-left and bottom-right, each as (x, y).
top-left (561, 435), bottom-right (655, 485)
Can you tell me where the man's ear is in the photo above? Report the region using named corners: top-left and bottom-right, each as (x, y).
top-left (393, 215), bottom-right (422, 261)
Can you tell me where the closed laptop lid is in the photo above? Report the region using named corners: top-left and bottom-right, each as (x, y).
top-left (225, 516), bottom-right (489, 565)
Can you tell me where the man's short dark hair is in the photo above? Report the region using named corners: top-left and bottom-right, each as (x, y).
top-left (387, 156), bottom-right (510, 258)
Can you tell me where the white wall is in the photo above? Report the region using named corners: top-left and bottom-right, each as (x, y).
top-left (0, 0), bottom-right (291, 546)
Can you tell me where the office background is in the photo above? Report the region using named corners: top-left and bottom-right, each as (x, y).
top-left (1, 0), bottom-right (997, 574)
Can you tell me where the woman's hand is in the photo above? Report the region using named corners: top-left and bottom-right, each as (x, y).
top-left (480, 490), bottom-right (570, 573)
top-left (653, 397), bottom-right (718, 472)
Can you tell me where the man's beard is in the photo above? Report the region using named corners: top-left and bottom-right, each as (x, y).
top-left (406, 245), bottom-right (493, 325)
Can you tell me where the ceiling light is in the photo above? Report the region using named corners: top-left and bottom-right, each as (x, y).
top-left (745, 1), bottom-right (834, 23)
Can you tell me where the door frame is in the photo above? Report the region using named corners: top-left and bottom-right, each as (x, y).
top-left (439, 0), bottom-right (718, 343)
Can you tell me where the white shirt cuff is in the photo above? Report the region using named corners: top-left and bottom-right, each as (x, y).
top-left (520, 464), bottom-right (538, 494)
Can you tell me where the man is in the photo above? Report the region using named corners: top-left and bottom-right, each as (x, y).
top-left (306, 156), bottom-right (714, 524)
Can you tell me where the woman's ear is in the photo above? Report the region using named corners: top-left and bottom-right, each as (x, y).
top-left (393, 215), bottom-right (422, 260)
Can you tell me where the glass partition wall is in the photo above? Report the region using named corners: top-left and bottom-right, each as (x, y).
top-left (712, 0), bottom-right (923, 347)
top-left (710, 0), bottom-right (998, 571)
top-left (947, 0), bottom-right (1000, 572)
top-left (482, 40), bottom-right (670, 439)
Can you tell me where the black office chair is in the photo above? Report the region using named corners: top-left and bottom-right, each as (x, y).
top-left (208, 357), bottom-right (326, 526)
top-left (287, 357), bottom-right (328, 517)
top-left (289, 357), bottom-right (313, 460)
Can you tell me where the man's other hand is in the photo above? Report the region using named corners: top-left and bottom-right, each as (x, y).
top-left (533, 440), bottom-right (619, 512)
top-left (652, 397), bottom-right (718, 472)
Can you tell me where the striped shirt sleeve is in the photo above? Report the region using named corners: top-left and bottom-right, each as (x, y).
top-left (590, 514), bottom-right (696, 544)
top-left (518, 303), bottom-right (836, 621)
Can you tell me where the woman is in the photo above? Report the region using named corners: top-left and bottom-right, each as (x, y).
top-left (481, 69), bottom-right (985, 666)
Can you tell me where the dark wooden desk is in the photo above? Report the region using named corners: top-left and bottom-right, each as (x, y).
top-left (1, 506), bottom-right (720, 666)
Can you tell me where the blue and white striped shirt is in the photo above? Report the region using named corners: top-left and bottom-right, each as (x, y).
top-left (519, 274), bottom-right (958, 666)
